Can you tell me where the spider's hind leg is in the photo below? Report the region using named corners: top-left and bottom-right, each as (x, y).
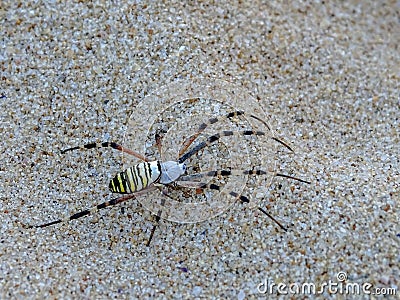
top-left (25, 194), bottom-right (137, 229)
top-left (61, 141), bottom-right (148, 162)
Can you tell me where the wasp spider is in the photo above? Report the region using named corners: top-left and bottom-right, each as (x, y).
top-left (29, 110), bottom-right (310, 246)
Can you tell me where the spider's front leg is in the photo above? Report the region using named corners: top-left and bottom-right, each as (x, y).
top-left (178, 110), bottom-right (246, 157)
top-left (177, 169), bottom-right (310, 231)
top-left (177, 110), bottom-right (294, 158)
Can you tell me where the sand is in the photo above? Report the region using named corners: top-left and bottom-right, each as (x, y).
top-left (1, 1), bottom-right (398, 298)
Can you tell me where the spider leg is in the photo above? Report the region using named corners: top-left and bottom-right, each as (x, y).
top-left (177, 169), bottom-right (310, 231)
top-left (61, 141), bottom-right (148, 162)
top-left (276, 173), bottom-right (311, 184)
top-left (146, 196), bottom-right (166, 247)
top-left (154, 133), bottom-right (163, 155)
top-left (26, 186), bottom-right (157, 227)
top-left (146, 184), bottom-right (172, 246)
top-left (257, 207), bottom-right (288, 232)
top-left (179, 169), bottom-right (311, 184)
top-left (179, 169), bottom-right (267, 181)
top-left (178, 110), bottom-right (246, 157)
top-left (195, 182), bottom-right (287, 231)
top-left (179, 130), bottom-right (281, 163)
top-left (25, 194), bottom-right (137, 229)
top-left (147, 214), bottom-right (161, 247)
top-left (178, 110), bottom-right (293, 158)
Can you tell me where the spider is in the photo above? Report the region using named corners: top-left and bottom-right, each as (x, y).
top-left (28, 110), bottom-right (310, 246)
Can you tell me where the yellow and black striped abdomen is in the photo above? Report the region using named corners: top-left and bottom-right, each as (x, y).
top-left (109, 161), bottom-right (161, 194)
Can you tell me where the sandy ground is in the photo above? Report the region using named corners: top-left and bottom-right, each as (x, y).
top-left (1, 1), bottom-right (399, 299)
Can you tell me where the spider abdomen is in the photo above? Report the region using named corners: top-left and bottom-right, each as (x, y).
top-left (109, 161), bottom-right (162, 194)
